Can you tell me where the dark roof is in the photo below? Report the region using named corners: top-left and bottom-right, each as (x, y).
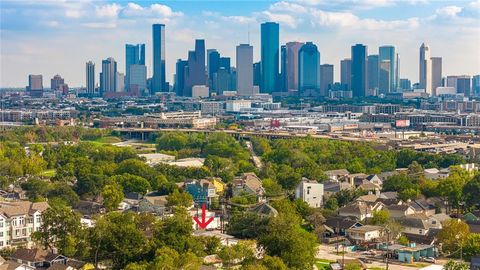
top-left (11, 248), bottom-right (56, 263)
top-left (398, 217), bottom-right (428, 229)
top-left (125, 192), bottom-right (143, 200)
top-left (325, 216), bottom-right (362, 230)
top-left (467, 220), bottom-right (480, 233)
top-left (250, 203), bottom-right (278, 217)
top-left (403, 233), bottom-right (436, 245)
top-left (66, 260), bottom-right (87, 269)
top-left (387, 204), bottom-right (412, 211)
top-left (47, 264), bottom-right (69, 270)
top-left (376, 198), bottom-right (398, 206)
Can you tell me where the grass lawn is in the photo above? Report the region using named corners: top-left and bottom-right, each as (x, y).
top-left (367, 267), bottom-right (386, 270)
top-left (315, 259), bottom-right (335, 270)
top-left (404, 263), bottom-right (430, 268)
top-left (40, 169), bottom-right (56, 177)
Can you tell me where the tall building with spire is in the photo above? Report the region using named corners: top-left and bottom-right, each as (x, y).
top-left (419, 43), bottom-right (432, 95)
top-left (152, 24), bottom-right (166, 93)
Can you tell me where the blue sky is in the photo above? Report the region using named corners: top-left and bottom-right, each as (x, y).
top-left (1, 0), bottom-right (479, 87)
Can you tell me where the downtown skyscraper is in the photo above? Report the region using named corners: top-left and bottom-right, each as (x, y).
top-left (86, 61), bottom-right (95, 95)
top-left (419, 43), bottom-right (432, 95)
top-left (285, 42), bottom-right (304, 91)
top-left (431, 57), bottom-right (442, 96)
top-left (379, 45), bottom-right (398, 93)
top-left (340, 58), bottom-right (352, 91)
top-left (184, 39), bottom-right (206, 97)
top-left (100, 57), bottom-right (117, 94)
top-left (152, 24), bottom-right (166, 93)
top-left (260, 22), bottom-right (279, 94)
top-left (351, 44), bottom-right (368, 97)
top-left (125, 44), bottom-right (145, 91)
top-left (236, 44), bottom-right (254, 96)
top-left (298, 42), bottom-right (320, 96)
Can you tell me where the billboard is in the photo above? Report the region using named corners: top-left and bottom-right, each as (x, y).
top-left (395, 119), bottom-right (410, 128)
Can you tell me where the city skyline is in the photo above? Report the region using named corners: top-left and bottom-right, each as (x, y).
top-left (1, 0), bottom-right (479, 87)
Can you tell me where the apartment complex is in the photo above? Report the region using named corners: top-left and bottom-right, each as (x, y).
top-left (0, 201), bottom-right (49, 248)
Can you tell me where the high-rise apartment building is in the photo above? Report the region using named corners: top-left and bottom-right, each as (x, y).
top-left (100, 57), bottom-right (117, 94)
top-left (260, 22), bottom-right (279, 93)
top-left (86, 61), bottom-right (95, 95)
top-left (379, 46), bottom-right (397, 92)
top-left (419, 43), bottom-right (432, 95)
top-left (285, 42), bottom-right (304, 91)
top-left (367, 55), bottom-right (379, 92)
top-left (340, 58), bottom-right (352, 91)
top-left (236, 44), bottom-right (254, 96)
top-left (298, 42), bottom-right (320, 96)
top-left (431, 57), bottom-right (442, 96)
top-left (351, 44), bottom-right (368, 97)
top-left (152, 24), bottom-right (166, 93)
top-left (320, 64), bottom-right (333, 96)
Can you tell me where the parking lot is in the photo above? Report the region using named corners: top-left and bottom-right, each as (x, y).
top-left (315, 244), bottom-right (443, 270)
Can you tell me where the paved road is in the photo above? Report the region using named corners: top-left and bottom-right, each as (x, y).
top-left (245, 141), bottom-right (263, 169)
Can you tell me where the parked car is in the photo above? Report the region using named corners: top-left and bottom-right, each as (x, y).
top-left (422, 257), bottom-right (436, 263)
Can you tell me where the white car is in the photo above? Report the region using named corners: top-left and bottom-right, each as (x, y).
top-left (422, 257), bottom-right (436, 263)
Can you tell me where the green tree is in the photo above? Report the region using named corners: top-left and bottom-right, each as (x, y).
top-left (443, 260), bottom-right (470, 270)
top-left (344, 263), bottom-right (361, 270)
top-left (463, 233), bottom-right (480, 260)
top-left (166, 189), bottom-right (193, 207)
top-left (463, 174), bottom-right (480, 210)
top-left (47, 183), bottom-right (80, 206)
top-left (111, 173), bottom-right (152, 195)
top-left (33, 200), bottom-right (82, 256)
top-left (156, 132), bottom-right (189, 151)
top-left (218, 240), bottom-right (256, 268)
top-left (398, 188), bottom-right (420, 201)
top-left (437, 219), bottom-right (470, 256)
top-left (261, 255), bottom-right (288, 270)
top-left (398, 235), bottom-right (409, 246)
top-left (227, 211), bottom-right (270, 239)
top-left (259, 213), bottom-right (317, 269)
top-left (102, 183), bottom-right (124, 211)
top-left (370, 209), bottom-right (390, 225)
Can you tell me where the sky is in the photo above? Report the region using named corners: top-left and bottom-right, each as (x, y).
top-left (1, 0), bottom-right (479, 88)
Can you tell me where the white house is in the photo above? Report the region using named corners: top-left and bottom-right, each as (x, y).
top-left (346, 225), bottom-right (384, 243)
top-left (295, 178), bottom-right (324, 208)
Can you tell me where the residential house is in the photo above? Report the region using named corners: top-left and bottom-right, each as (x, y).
top-left (295, 178), bottom-right (323, 208)
top-left (346, 225), bottom-right (384, 244)
top-left (138, 195), bottom-right (170, 216)
top-left (323, 181), bottom-right (353, 198)
top-left (386, 204), bottom-right (416, 218)
top-left (355, 194), bottom-right (378, 204)
top-left (232, 173), bottom-right (265, 202)
top-left (0, 256), bottom-right (34, 270)
top-left (338, 201), bottom-right (384, 221)
top-left (324, 216), bottom-right (363, 236)
top-left (209, 177), bottom-right (226, 194)
top-left (346, 173), bottom-right (368, 186)
top-left (356, 181), bottom-right (381, 193)
top-left (10, 248), bottom-right (67, 269)
top-left (185, 179), bottom-right (217, 207)
top-left (408, 199), bottom-right (436, 216)
top-left (424, 168), bottom-right (449, 180)
top-left (398, 214), bottom-right (442, 236)
top-left (250, 203), bottom-right (278, 217)
top-left (0, 201), bottom-right (48, 249)
top-left (324, 169), bottom-right (350, 182)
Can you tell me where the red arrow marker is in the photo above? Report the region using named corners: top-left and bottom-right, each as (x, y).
top-left (193, 203), bottom-right (214, 229)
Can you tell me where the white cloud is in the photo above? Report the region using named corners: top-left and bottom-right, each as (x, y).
top-left (435, 5), bottom-right (462, 18)
top-left (95, 3), bottom-right (121, 18)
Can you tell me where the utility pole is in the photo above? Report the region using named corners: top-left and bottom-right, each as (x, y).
top-left (385, 229), bottom-right (390, 270)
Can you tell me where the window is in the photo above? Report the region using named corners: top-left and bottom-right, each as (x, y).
top-left (15, 229), bottom-right (20, 236)
top-left (0, 241), bottom-right (3, 246)
top-left (19, 217), bottom-right (24, 226)
top-left (36, 216), bottom-right (41, 223)
top-left (22, 229), bottom-right (26, 236)
top-left (0, 232), bottom-right (3, 237)
top-left (0, 221), bottom-right (3, 228)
